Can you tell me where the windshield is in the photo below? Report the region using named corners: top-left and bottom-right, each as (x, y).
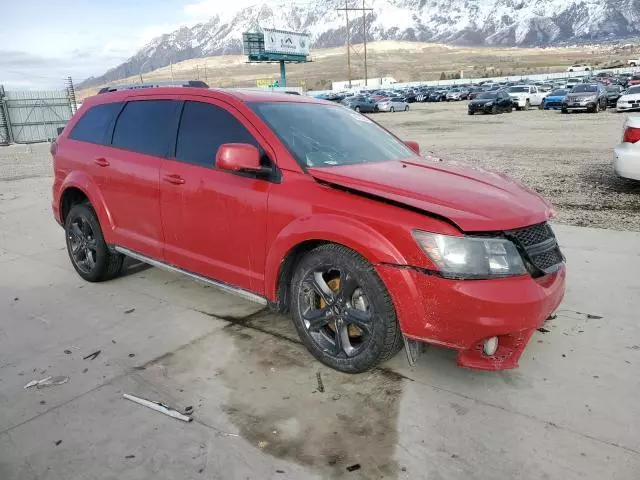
top-left (250, 102), bottom-right (416, 168)
top-left (571, 85), bottom-right (597, 93)
top-left (550, 89), bottom-right (568, 96)
top-left (626, 86), bottom-right (640, 95)
top-left (508, 86), bottom-right (528, 93)
top-left (477, 92), bottom-right (498, 99)
top-left (606, 86), bottom-right (620, 92)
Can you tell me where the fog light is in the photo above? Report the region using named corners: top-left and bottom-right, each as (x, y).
top-left (483, 336), bottom-right (499, 356)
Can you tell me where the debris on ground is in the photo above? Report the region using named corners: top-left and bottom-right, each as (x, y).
top-left (124, 454), bottom-right (135, 459)
top-left (13, 297), bottom-right (19, 302)
top-left (64, 350), bottom-right (72, 355)
top-left (122, 393), bottom-right (193, 422)
top-left (128, 353), bottom-right (136, 358)
top-left (346, 464), bottom-right (361, 472)
top-left (124, 308), bottom-right (136, 314)
top-left (546, 314), bottom-right (557, 320)
top-left (316, 372), bottom-right (325, 393)
top-left (24, 376), bottom-right (69, 389)
top-left (185, 406), bottom-right (194, 414)
top-left (83, 350), bottom-right (101, 361)
top-left (586, 313), bottom-right (603, 319)
top-left (537, 327), bottom-right (550, 333)
top-left (258, 441), bottom-right (269, 449)
top-left (276, 470), bottom-right (285, 474)
top-left (54, 440), bottom-right (62, 446)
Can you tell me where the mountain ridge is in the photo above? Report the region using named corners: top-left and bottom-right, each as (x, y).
top-left (78, 0), bottom-right (640, 89)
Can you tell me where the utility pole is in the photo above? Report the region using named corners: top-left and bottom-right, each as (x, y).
top-left (336, 1), bottom-right (373, 88)
top-left (362, 0), bottom-right (368, 86)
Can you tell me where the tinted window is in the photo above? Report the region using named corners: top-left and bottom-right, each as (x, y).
top-left (627, 86), bottom-right (640, 95)
top-left (176, 101), bottom-right (259, 167)
top-left (477, 92), bottom-right (498, 99)
top-left (112, 100), bottom-right (181, 157)
top-left (69, 102), bottom-right (123, 145)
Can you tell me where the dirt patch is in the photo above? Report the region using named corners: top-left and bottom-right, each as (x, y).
top-left (219, 324), bottom-right (404, 478)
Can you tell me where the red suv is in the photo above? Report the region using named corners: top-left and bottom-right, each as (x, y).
top-left (51, 84), bottom-right (565, 373)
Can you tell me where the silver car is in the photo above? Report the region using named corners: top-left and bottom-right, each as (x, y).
top-left (377, 96), bottom-right (409, 112)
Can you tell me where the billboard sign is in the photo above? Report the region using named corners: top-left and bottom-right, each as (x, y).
top-left (263, 29), bottom-right (310, 57)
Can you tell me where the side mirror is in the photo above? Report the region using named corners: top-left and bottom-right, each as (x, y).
top-left (405, 140), bottom-right (420, 155)
top-left (216, 143), bottom-right (262, 172)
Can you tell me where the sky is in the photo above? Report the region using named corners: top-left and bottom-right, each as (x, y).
top-left (0, 0), bottom-right (259, 89)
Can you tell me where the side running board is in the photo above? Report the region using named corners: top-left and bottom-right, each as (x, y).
top-left (114, 246), bottom-right (267, 306)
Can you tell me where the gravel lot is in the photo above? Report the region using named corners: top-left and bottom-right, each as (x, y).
top-left (374, 102), bottom-right (640, 231)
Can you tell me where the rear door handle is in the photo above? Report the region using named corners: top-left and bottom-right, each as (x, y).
top-left (94, 158), bottom-right (109, 167)
top-left (164, 174), bottom-right (185, 185)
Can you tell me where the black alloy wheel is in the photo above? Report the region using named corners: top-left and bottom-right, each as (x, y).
top-left (67, 214), bottom-right (98, 275)
top-left (291, 244), bottom-right (403, 373)
top-left (64, 203), bottom-right (123, 282)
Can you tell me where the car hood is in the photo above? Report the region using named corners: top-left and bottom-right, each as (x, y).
top-left (566, 92), bottom-right (597, 99)
top-left (545, 95), bottom-right (566, 101)
top-left (508, 92), bottom-right (527, 97)
top-left (620, 93), bottom-right (640, 101)
top-left (469, 99), bottom-right (494, 105)
top-left (308, 159), bottom-right (553, 232)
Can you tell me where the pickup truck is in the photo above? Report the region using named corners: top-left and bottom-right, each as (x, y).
top-left (507, 85), bottom-right (546, 110)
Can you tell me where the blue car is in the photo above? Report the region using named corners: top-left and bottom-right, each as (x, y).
top-left (543, 89), bottom-right (569, 110)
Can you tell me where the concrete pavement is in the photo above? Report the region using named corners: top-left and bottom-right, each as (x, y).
top-left (1, 173), bottom-right (639, 479)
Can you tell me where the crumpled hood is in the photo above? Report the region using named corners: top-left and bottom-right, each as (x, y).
top-left (308, 159), bottom-right (554, 232)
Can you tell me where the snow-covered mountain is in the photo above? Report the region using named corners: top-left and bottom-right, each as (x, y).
top-left (79, 0), bottom-right (640, 88)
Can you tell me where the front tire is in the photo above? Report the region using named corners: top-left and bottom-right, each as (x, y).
top-left (65, 203), bottom-right (123, 282)
top-left (525, 100), bottom-right (531, 110)
top-left (404, 105), bottom-right (409, 111)
top-left (290, 244), bottom-right (403, 373)
top-left (355, 106), bottom-right (361, 113)
top-left (390, 107), bottom-right (395, 112)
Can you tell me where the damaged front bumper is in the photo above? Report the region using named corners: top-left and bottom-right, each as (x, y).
top-left (375, 263), bottom-right (566, 370)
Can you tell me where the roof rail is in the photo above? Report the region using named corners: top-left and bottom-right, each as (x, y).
top-left (97, 80), bottom-right (209, 94)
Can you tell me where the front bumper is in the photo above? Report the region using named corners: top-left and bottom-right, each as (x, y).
top-left (510, 97), bottom-right (526, 107)
top-left (376, 264), bottom-right (566, 370)
top-left (616, 103), bottom-right (640, 112)
top-left (614, 144), bottom-right (640, 181)
top-left (564, 101), bottom-right (596, 111)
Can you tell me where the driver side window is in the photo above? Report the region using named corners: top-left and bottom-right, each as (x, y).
top-left (175, 101), bottom-right (262, 168)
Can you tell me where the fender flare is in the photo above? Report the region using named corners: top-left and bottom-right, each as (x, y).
top-left (264, 214), bottom-right (409, 301)
top-left (59, 171), bottom-right (115, 243)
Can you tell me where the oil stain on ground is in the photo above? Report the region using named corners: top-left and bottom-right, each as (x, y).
top-left (219, 323), bottom-right (404, 479)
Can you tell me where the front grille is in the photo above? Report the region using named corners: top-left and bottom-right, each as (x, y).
top-left (506, 222), bottom-right (564, 275)
top-left (508, 222), bottom-right (554, 247)
top-left (545, 101), bottom-right (563, 107)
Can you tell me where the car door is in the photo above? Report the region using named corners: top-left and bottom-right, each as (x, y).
top-left (529, 86), bottom-right (541, 105)
top-left (95, 98), bottom-right (182, 259)
top-left (159, 98), bottom-right (274, 294)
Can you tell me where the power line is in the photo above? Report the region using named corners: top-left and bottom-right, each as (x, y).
top-left (336, 0), bottom-right (372, 88)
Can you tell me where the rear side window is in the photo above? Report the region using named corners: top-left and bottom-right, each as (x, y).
top-left (112, 100), bottom-right (181, 157)
top-left (69, 102), bottom-right (123, 145)
top-left (176, 101), bottom-right (259, 167)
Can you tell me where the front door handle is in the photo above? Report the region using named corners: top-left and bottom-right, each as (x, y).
top-left (164, 174), bottom-right (185, 185)
top-left (94, 157), bottom-right (110, 167)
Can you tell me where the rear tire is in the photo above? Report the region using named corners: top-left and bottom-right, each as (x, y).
top-left (404, 105), bottom-right (409, 111)
top-left (525, 100), bottom-right (531, 110)
top-left (390, 107), bottom-right (395, 112)
top-left (561, 107), bottom-right (568, 114)
top-left (355, 106), bottom-right (361, 113)
top-left (65, 203), bottom-right (123, 282)
top-left (290, 244), bottom-right (403, 373)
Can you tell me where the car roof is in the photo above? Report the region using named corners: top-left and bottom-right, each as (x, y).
top-left (83, 87), bottom-right (328, 107)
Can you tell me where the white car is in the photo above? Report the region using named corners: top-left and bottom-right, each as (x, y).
top-left (507, 85), bottom-right (545, 110)
top-left (616, 85), bottom-right (640, 113)
top-left (613, 116), bottom-right (640, 180)
top-left (376, 96), bottom-right (409, 112)
top-left (567, 64), bottom-right (591, 72)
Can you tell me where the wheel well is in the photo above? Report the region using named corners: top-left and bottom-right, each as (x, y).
top-left (271, 240), bottom-right (331, 314)
top-left (60, 187), bottom-right (89, 223)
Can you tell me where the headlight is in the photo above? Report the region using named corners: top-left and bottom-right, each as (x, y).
top-left (413, 231), bottom-right (526, 279)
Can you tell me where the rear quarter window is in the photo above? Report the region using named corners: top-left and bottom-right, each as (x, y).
top-left (69, 102), bottom-right (123, 145)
